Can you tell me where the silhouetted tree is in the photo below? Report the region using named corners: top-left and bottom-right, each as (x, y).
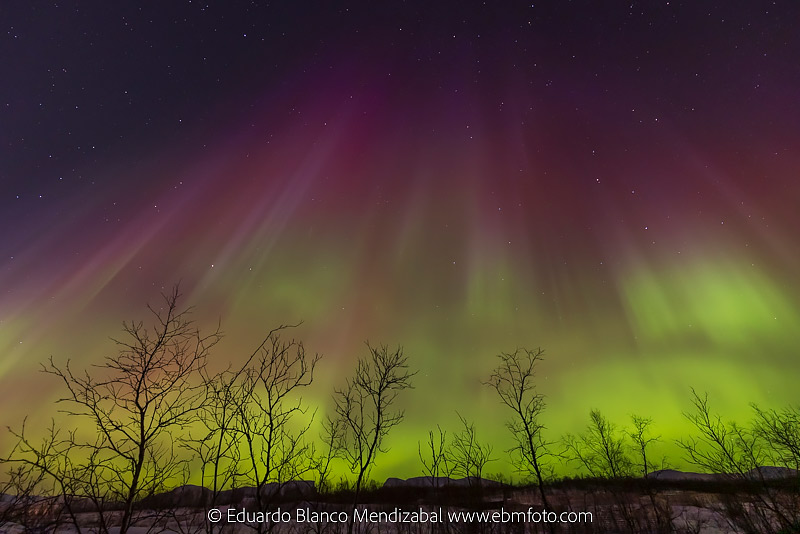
top-left (43, 286), bottom-right (221, 534)
top-left (418, 425), bottom-right (449, 487)
top-left (229, 326), bottom-right (320, 533)
top-left (752, 404), bottom-right (800, 472)
top-left (181, 358), bottom-right (250, 533)
top-left (1, 420), bottom-right (83, 534)
top-left (331, 343), bottom-right (415, 534)
top-left (564, 410), bottom-right (632, 479)
top-left (447, 413), bottom-right (494, 486)
top-left (564, 410), bottom-right (642, 532)
top-left (627, 415), bottom-right (673, 532)
top-left (627, 415), bottom-right (660, 478)
top-left (678, 389), bottom-right (795, 534)
top-left (3, 290), bottom-right (333, 534)
top-left (677, 390), bottom-right (763, 478)
top-left (486, 348), bottom-right (555, 516)
top-left (315, 414), bottom-right (345, 495)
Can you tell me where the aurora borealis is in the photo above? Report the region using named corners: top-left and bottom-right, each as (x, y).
top-left (1, 2), bottom-right (799, 478)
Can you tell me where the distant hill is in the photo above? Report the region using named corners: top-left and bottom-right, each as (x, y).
top-left (383, 476), bottom-right (506, 489)
top-left (647, 466), bottom-right (799, 482)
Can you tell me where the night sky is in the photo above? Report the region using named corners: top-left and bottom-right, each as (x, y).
top-left (2, 1), bottom-right (799, 477)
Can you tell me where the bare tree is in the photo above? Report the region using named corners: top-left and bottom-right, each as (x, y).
top-left (418, 425), bottom-right (449, 488)
top-left (564, 410), bottom-right (643, 533)
top-left (485, 347), bottom-right (555, 515)
top-left (42, 286), bottom-right (221, 534)
top-left (0, 463), bottom-right (48, 533)
top-left (677, 389), bottom-right (763, 478)
top-left (627, 415), bottom-right (674, 532)
top-left (1, 420), bottom-right (83, 534)
top-left (677, 389), bottom-right (795, 534)
top-left (627, 415), bottom-right (660, 478)
top-left (180, 364), bottom-right (248, 533)
top-left (229, 326), bottom-right (321, 533)
top-left (447, 413), bottom-right (494, 486)
top-left (750, 404), bottom-right (800, 531)
top-left (315, 415), bottom-right (345, 495)
top-left (331, 343), bottom-right (415, 534)
top-left (564, 410), bottom-right (632, 479)
top-left (751, 404), bottom-right (800, 472)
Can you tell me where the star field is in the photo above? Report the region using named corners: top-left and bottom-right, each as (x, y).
top-left (1, 1), bottom-right (799, 476)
